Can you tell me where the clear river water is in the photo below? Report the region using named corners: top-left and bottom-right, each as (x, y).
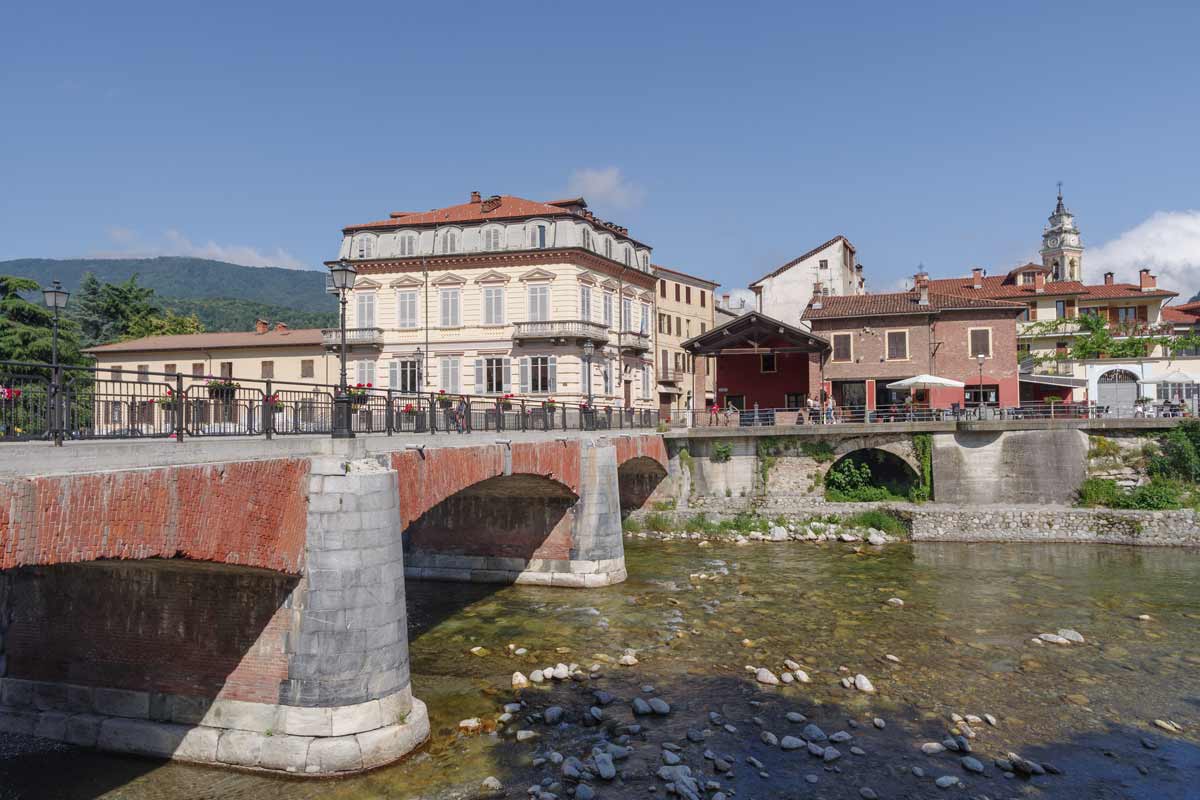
top-left (1, 538), bottom-right (1198, 799)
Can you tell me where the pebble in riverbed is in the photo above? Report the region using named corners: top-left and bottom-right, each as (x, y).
top-left (755, 667), bottom-right (780, 685)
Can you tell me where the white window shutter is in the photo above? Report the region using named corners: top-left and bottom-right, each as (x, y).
top-left (519, 357), bottom-right (529, 394)
top-left (503, 357), bottom-right (512, 392)
top-left (549, 356), bottom-right (558, 393)
top-left (474, 359), bottom-right (483, 392)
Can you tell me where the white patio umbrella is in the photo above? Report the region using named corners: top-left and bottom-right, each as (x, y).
top-left (1156, 370), bottom-right (1197, 384)
top-left (885, 374), bottom-right (966, 390)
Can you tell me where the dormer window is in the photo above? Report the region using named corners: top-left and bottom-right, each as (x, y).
top-left (581, 227), bottom-right (592, 250)
top-left (623, 246), bottom-right (632, 266)
top-left (398, 233), bottom-right (417, 257)
top-left (1021, 271), bottom-right (1036, 285)
top-left (604, 238), bottom-right (612, 259)
top-left (356, 236), bottom-right (374, 259)
top-left (529, 224), bottom-right (547, 249)
top-left (440, 231), bottom-right (458, 254)
top-left (483, 228), bottom-right (502, 251)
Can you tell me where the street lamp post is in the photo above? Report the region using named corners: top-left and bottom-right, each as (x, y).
top-left (976, 353), bottom-right (986, 417)
top-left (42, 280), bottom-right (69, 446)
top-left (328, 261), bottom-right (357, 439)
top-left (582, 340), bottom-right (594, 430)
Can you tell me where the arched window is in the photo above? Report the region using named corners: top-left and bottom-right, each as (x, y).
top-left (581, 227), bottom-right (592, 250)
top-left (529, 224), bottom-right (547, 249)
top-left (623, 245), bottom-right (632, 266)
top-left (604, 238), bottom-right (612, 259)
top-left (483, 228), bottom-right (502, 251)
top-left (356, 235), bottom-right (374, 259)
top-left (397, 233), bottom-right (417, 257)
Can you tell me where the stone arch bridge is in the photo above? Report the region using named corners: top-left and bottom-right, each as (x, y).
top-left (0, 433), bottom-right (667, 777)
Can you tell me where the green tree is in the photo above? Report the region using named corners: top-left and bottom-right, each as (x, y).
top-left (0, 276), bottom-right (83, 364)
top-left (122, 309), bottom-right (204, 340)
top-left (72, 271), bottom-right (114, 346)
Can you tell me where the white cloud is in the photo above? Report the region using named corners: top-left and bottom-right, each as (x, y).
top-left (91, 227), bottom-right (310, 269)
top-left (566, 167), bottom-right (646, 211)
top-left (1088, 210), bottom-right (1200, 300)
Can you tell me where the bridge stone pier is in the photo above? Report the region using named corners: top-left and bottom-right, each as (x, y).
top-left (0, 431), bottom-right (666, 776)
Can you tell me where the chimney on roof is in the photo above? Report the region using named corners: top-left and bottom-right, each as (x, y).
top-left (1140, 268), bottom-right (1156, 291)
top-left (1104, 271), bottom-right (1114, 286)
top-left (722, 293), bottom-right (731, 306)
top-left (274, 321), bottom-right (289, 333)
top-left (1034, 272), bottom-right (1046, 293)
top-left (254, 318), bottom-right (269, 335)
top-left (972, 267), bottom-right (984, 289)
top-left (811, 283), bottom-right (823, 310)
top-left (470, 190), bottom-right (481, 203)
top-left (481, 195), bottom-right (502, 213)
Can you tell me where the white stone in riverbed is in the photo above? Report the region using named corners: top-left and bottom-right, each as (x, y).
top-left (459, 718), bottom-right (482, 734)
top-left (921, 742), bottom-right (946, 755)
top-left (552, 663), bottom-right (570, 679)
top-left (887, 598), bottom-right (904, 607)
top-left (885, 654), bottom-right (901, 663)
top-left (512, 672), bottom-right (530, 689)
top-left (1038, 633), bottom-right (1071, 645)
top-left (530, 669), bottom-right (545, 683)
top-left (984, 714), bottom-right (998, 727)
top-left (769, 526), bottom-right (789, 541)
top-left (784, 659), bottom-right (801, 671)
top-left (756, 668), bottom-right (780, 685)
top-left (1058, 628), bottom-right (1085, 644)
top-left (854, 674), bottom-right (876, 693)
top-left (619, 654), bottom-right (639, 666)
top-left (867, 532), bottom-right (888, 546)
top-left (780, 672), bottom-right (794, 684)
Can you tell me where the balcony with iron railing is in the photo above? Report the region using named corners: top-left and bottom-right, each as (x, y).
top-left (618, 330), bottom-right (651, 353)
top-left (322, 327), bottom-right (385, 350)
top-left (512, 320), bottom-right (610, 344)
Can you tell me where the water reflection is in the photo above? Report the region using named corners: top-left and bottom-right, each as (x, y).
top-left (0, 539), bottom-right (1197, 799)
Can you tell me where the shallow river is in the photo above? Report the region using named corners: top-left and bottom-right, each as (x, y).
top-left (2, 539), bottom-right (1198, 799)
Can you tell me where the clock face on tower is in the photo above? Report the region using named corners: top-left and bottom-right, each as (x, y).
top-left (1047, 236), bottom-right (1060, 248)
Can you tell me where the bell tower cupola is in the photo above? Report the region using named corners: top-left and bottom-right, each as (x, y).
top-left (1040, 182), bottom-right (1084, 282)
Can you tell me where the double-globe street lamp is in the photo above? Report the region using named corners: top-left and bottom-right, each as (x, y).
top-left (976, 353), bottom-right (986, 417)
top-left (42, 280), bottom-right (69, 446)
top-left (328, 261), bottom-right (357, 439)
top-left (582, 340), bottom-right (595, 430)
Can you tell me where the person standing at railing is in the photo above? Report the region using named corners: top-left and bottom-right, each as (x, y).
top-left (454, 395), bottom-right (469, 434)
top-left (824, 396), bottom-right (836, 424)
top-left (708, 402), bottom-right (720, 427)
top-left (722, 400), bottom-right (735, 427)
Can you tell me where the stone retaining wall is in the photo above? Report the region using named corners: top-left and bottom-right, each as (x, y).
top-left (631, 503), bottom-right (1200, 548)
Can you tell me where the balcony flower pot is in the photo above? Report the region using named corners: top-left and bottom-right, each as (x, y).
top-left (206, 381), bottom-right (238, 401)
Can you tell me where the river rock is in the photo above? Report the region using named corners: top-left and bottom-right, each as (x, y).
top-left (935, 775), bottom-right (959, 789)
top-left (594, 751), bottom-right (616, 779)
top-left (803, 724), bottom-right (827, 742)
top-left (530, 669), bottom-right (545, 683)
top-left (786, 712), bottom-right (807, 723)
top-left (516, 730), bottom-right (537, 742)
top-left (470, 646), bottom-right (488, 656)
top-left (823, 746), bottom-right (842, 762)
top-left (780, 736), bottom-right (804, 750)
top-left (756, 668), bottom-right (780, 685)
top-left (575, 785), bottom-right (595, 800)
top-left (544, 706), bottom-right (564, 725)
top-left (854, 674), bottom-right (876, 693)
top-left (662, 749), bottom-right (681, 765)
top-left (649, 698), bottom-right (671, 715)
top-left (632, 698), bottom-right (652, 715)
top-left (830, 731), bottom-right (852, 743)
top-left (867, 532), bottom-right (888, 546)
top-left (961, 756), bottom-right (984, 773)
top-left (873, 717), bottom-right (886, 729)
top-left (860, 789), bottom-right (879, 800)
top-left (984, 713), bottom-right (998, 727)
top-left (887, 597), bottom-right (905, 607)
top-left (552, 663), bottom-right (570, 679)
top-left (1039, 633), bottom-right (1071, 645)
top-left (761, 731), bottom-right (778, 746)
top-left (780, 671), bottom-right (794, 684)
top-left (807, 742), bottom-right (825, 757)
top-left (770, 526), bottom-right (789, 541)
top-left (589, 706), bottom-right (604, 722)
top-left (512, 672), bottom-right (530, 690)
top-left (784, 659), bottom-right (801, 671)
top-left (1058, 628), bottom-right (1085, 643)
top-left (481, 775), bottom-right (503, 792)
top-left (793, 669), bottom-right (811, 683)
top-left (594, 690), bottom-right (615, 706)
top-left (921, 742), bottom-right (946, 755)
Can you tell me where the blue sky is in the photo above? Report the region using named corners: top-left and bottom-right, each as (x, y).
top-left (3, 1), bottom-right (1199, 298)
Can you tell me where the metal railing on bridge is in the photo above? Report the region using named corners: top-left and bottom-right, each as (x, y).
top-left (0, 361), bottom-right (661, 444)
top-left (673, 400), bottom-right (1197, 428)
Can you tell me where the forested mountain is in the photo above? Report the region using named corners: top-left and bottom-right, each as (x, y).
top-left (160, 296), bottom-right (335, 331)
top-left (0, 257), bottom-right (334, 314)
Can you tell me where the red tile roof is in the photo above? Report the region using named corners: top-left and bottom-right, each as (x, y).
top-left (750, 235), bottom-right (856, 288)
top-left (342, 193), bottom-right (647, 246)
top-left (1076, 283), bottom-right (1177, 301)
top-left (1163, 304), bottom-right (1200, 324)
top-left (927, 275), bottom-right (1088, 299)
top-left (84, 328), bottom-right (324, 354)
top-left (802, 290), bottom-right (1025, 320)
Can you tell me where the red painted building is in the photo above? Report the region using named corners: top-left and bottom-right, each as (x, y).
top-left (681, 312), bottom-right (826, 412)
top-left (802, 275), bottom-right (1026, 411)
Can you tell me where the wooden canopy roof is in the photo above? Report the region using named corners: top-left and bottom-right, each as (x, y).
top-left (681, 311), bottom-right (830, 356)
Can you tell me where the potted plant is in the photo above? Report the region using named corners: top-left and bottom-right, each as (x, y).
top-left (159, 388), bottom-right (177, 411)
top-left (500, 392), bottom-right (515, 411)
top-left (207, 378), bottom-right (239, 400)
top-left (401, 402), bottom-right (417, 416)
top-left (437, 389), bottom-right (453, 409)
top-left (544, 397), bottom-right (557, 412)
top-left (346, 383), bottom-right (371, 405)
top-left (1, 387), bottom-right (20, 403)
top-left (266, 392), bottom-right (285, 413)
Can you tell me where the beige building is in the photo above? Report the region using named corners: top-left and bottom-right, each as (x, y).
top-left (84, 322), bottom-right (334, 386)
top-left (653, 264), bottom-right (717, 416)
top-left (334, 192), bottom-right (657, 408)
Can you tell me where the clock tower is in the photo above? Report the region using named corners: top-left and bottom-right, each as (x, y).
top-left (1040, 183), bottom-right (1084, 282)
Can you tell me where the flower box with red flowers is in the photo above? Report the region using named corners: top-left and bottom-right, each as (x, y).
top-left (159, 388), bottom-right (178, 411)
top-left (266, 393), bottom-right (285, 413)
top-left (499, 393), bottom-right (515, 410)
top-left (345, 383), bottom-right (371, 406)
top-left (437, 389), bottom-right (453, 409)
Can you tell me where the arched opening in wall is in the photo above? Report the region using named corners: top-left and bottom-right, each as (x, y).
top-left (1097, 369), bottom-right (1140, 410)
top-left (824, 448), bottom-right (919, 502)
top-left (617, 456), bottom-right (668, 515)
top-left (404, 474), bottom-right (579, 572)
top-left (0, 560), bottom-right (297, 741)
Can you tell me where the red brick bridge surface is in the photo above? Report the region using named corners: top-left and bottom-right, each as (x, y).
top-left (0, 434), bottom-right (668, 573)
